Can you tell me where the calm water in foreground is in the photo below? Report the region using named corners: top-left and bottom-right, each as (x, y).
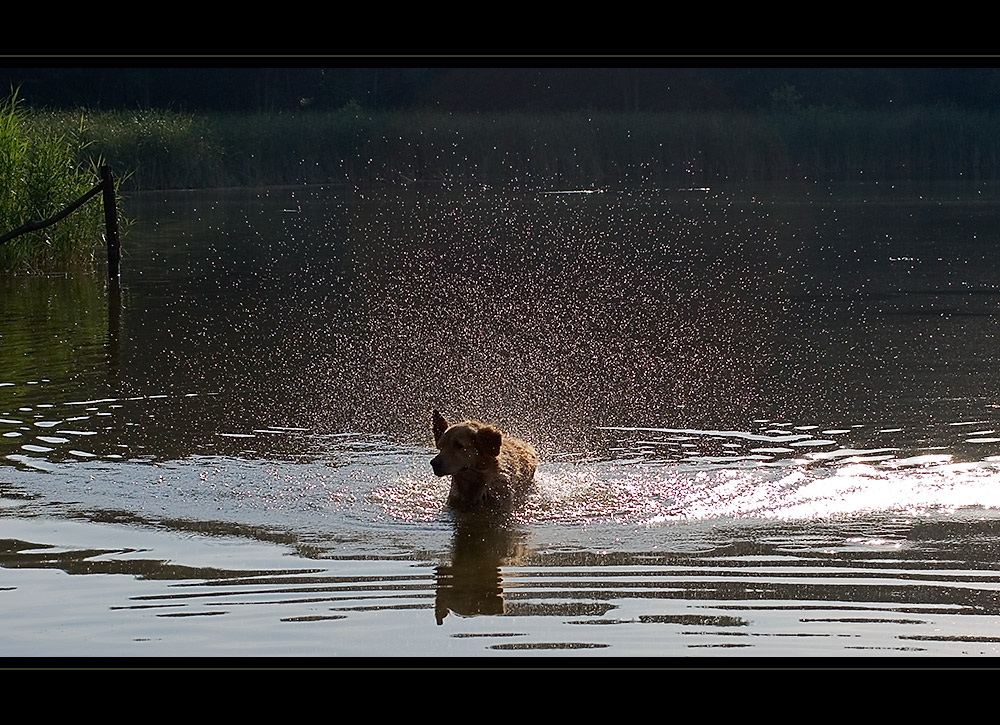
top-left (4, 179), bottom-right (1000, 660)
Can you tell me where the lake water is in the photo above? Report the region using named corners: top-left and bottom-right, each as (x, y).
top-left (4, 179), bottom-right (1000, 661)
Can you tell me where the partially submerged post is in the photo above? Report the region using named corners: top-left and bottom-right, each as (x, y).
top-left (101, 165), bottom-right (120, 283)
top-left (101, 165), bottom-right (122, 377)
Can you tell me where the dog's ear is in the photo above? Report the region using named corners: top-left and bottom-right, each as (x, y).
top-left (475, 426), bottom-right (502, 458)
top-left (432, 410), bottom-right (449, 444)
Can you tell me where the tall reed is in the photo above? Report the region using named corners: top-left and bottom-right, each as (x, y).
top-left (0, 92), bottom-right (106, 272)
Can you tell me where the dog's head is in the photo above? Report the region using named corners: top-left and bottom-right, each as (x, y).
top-left (430, 410), bottom-right (502, 476)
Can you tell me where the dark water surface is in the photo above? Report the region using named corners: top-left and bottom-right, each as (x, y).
top-left (4, 180), bottom-right (1000, 659)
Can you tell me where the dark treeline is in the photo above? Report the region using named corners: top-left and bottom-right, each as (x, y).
top-left (5, 67), bottom-right (1000, 113)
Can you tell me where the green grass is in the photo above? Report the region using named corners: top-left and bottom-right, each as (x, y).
top-left (0, 92), bottom-right (112, 272)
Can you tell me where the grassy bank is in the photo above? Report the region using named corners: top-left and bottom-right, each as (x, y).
top-left (23, 104), bottom-right (1000, 192)
top-left (0, 94), bottom-right (110, 271)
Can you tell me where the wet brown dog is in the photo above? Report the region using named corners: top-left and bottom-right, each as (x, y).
top-left (431, 410), bottom-right (537, 511)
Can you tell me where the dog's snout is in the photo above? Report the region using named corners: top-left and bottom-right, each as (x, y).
top-left (430, 454), bottom-right (446, 476)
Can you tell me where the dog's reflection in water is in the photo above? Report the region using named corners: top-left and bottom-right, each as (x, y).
top-left (430, 410), bottom-right (535, 624)
top-left (434, 511), bottom-right (529, 625)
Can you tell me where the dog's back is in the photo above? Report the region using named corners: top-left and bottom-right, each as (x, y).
top-left (431, 410), bottom-right (537, 511)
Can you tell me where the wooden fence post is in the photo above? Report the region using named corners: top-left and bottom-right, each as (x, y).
top-left (100, 165), bottom-right (121, 376)
top-left (101, 165), bottom-right (120, 282)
